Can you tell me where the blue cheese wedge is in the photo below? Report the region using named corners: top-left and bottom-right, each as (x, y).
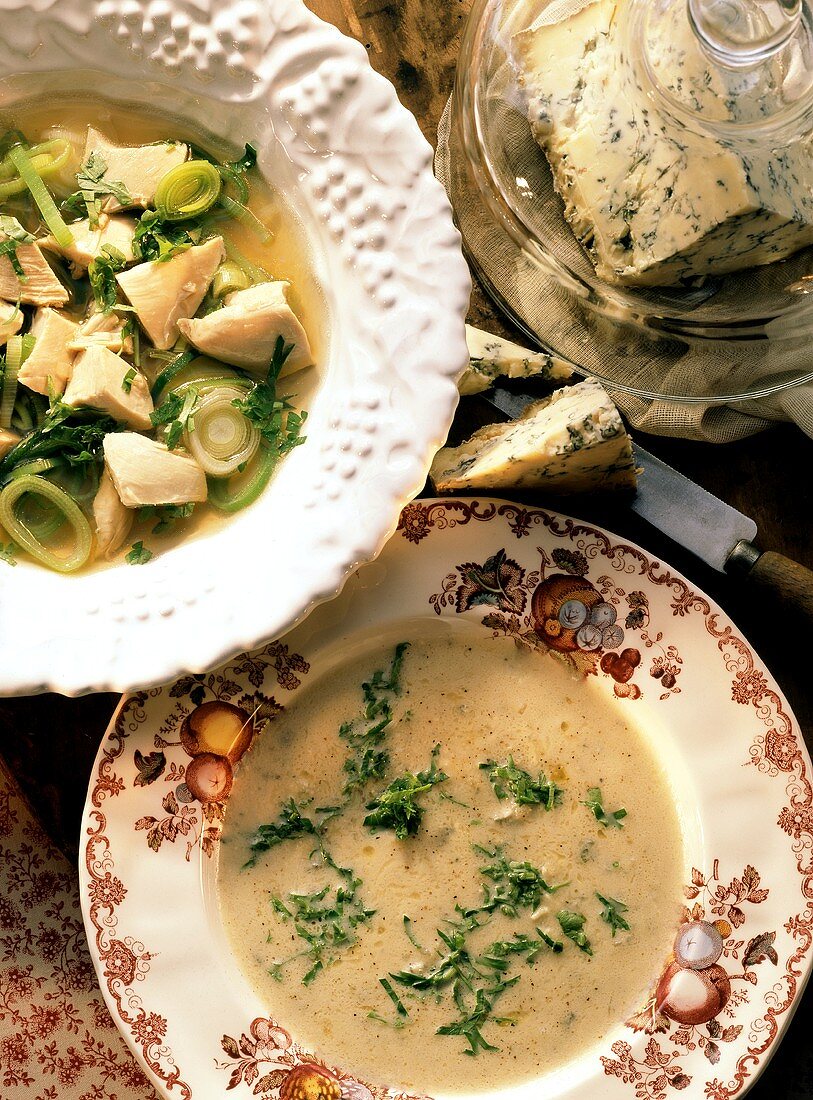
top-left (513, 0), bottom-right (813, 286)
top-left (460, 325), bottom-right (573, 395)
top-left (430, 379), bottom-right (636, 493)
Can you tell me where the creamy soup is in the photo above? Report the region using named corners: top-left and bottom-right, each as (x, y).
top-left (218, 631), bottom-right (685, 1094)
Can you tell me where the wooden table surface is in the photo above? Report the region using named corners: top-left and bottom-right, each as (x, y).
top-left (2, 2), bottom-right (812, 1097)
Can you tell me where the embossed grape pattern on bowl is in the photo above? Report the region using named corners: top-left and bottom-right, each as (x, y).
top-left (0, 0), bottom-right (471, 696)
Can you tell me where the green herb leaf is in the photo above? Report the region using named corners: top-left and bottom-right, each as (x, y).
top-left (245, 798), bottom-right (317, 865)
top-left (379, 977), bottom-right (409, 1017)
top-left (582, 787), bottom-right (627, 829)
top-left (0, 215), bottom-right (34, 243)
top-left (0, 239), bottom-right (27, 281)
top-left (63, 152), bottom-right (132, 228)
top-left (126, 540), bottom-right (152, 565)
top-left (0, 216), bottom-right (34, 283)
top-left (363, 745), bottom-right (447, 840)
top-left (132, 209), bottom-right (200, 263)
top-left (596, 892), bottom-right (630, 936)
top-left (436, 986), bottom-right (502, 1056)
top-left (474, 846), bottom-right (560, 917)
top-left (270, 851), bottom-right (375, 985)
top-left (0, 541), bottom-right (17, 566)
top-left (479, 756), bottom-right (562, 809)
top-left (0, 399), bottom-right (116, 484)
top-left (137, 502), bottom-right (196, 535)
top-left (88, 244), bottom-right (127, 313)
top-left (150, 389), bottom-right (196, 450)
top-left (557, 910), bottom-right (593, 955)
top-left (339, 642), bottom-right (409, 798)
top-left (233, 336), bottom-right (307, 458)
top-left (121, 366), bottom-right (137, 394)
top-left (403, 915), bottom-right (423, 951)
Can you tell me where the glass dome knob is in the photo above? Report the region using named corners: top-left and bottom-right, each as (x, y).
top-left (688, 0), bottom-right (803, 67)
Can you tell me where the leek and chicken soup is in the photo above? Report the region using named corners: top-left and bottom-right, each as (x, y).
top-left (0, 102), bottom-right (320, 573)
top-left (218, 631), bottom-right (686, 1094)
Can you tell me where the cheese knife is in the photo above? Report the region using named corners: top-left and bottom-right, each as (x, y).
top-left (483, 386), bottom-right (813, 619)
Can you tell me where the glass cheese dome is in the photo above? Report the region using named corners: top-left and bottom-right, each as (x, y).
top-left (447, 0), bottom-right (813, 403)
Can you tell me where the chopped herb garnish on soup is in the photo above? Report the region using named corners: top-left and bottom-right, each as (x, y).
top-left (245, 798), bottom-right (318, 866)
top-left (479, 755), bottom-right (562, 809)
top-left (125, 540), bottom-right (152, 565)
top-left (218, 635), bottom-right (684, 1086)
top-left (596, 892), bottom-right (630, 936)
top-left (582, 786), bottom-right (627, 829)
top-left (363, 744), bottom-right (447, 839)
top-left (0, 113), bottom-right (314, 572)
top-left (339, 642), bottom-right (409, 797)
top-left (557, 910), bottom-right (593, 955)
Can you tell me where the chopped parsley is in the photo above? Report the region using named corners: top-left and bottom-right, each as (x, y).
top-left (121, 366), bottom-right (137, 394)
top-left (132, 209), bottom-right (199, 263)
top-left (0, 216), bottom-right (34, 281)
top-left (245, 798), bottom-right (317, 867)
top-left (0, 541), bottom-right (17, 567)
top-left (339, 641), bottom-right (408, 797)
top-left (0, 399), bottom-right (116, 484)
top-left (582, 786), bottom-right (627, 829)
top-left (379, 977), bottom-right (409, 1018)
top-left (150, 389), bottom-right (195, 450)
top-left (390, 901), bottom-right (563, 1055)
top-left (269, 849), bottom-right (375, 985)
top-left (88, 244), bottom-right (128, 313)
top-left (479, 756), bottom-right (562, 809)
top-left (233, 336), bottom-right (307, 459)
top-left (402, 914), bottom-right (423, 951)
top-left (125, 541), bottom-right (152, 565)
top-left (596, 892), bottom-right (630, 936)
top-left (557, 910), bottom-right (592, 955)
top-left (63, 152), bottom-right (132, 228)
top-left (474, 846), bottom-right (560, 917)
top-left (363, 745), bottom-right (447, 839)
top-left (137, 502), bottom-right (195, 535)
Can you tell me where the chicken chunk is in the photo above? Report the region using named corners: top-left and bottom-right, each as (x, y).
top-left (0, 300), bottom-right (22, 346)
top-left (82, 127), bottom-right (189, 211)
top-left (116, 237), bottom-right (224, 350)
top-left (93, 466), bottom-right (133, 559)
top-left (67, 306), bottom-right (132, 356)
top-left (42, 214), bottom-right (136, 271)
top-left (0, 427), bottom-right (20, 460)
top-left (103, 433), bottom-right (207, 507)
top-left (63, 347), bottom-right (153, 430)
top-left (177, 280), bottom-right (312, 376)
top-left (17, 308), bottom-right (79, 396)
top-left (0, 236), bottom-right (68, 306)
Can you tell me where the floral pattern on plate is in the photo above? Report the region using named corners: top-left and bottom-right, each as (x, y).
top-left (81, 499), bottom-right (812, 1100)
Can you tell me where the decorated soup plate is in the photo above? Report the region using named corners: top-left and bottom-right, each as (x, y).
top-left (0, 0), bottom-right (469, 696)
top-left (80, 498), bottom-right (812, 1100)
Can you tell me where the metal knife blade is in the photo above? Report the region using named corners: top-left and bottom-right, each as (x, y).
top-left (483, 386), bottom-right (757, 574)
top-left (628, 444), bottom-right (756, 573)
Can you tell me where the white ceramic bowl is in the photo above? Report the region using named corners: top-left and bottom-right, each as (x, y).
top-left (0, 0), bottom-right (470, 696)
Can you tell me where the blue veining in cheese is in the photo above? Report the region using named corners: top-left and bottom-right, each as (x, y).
top-left (430, 378), bottom-right (637, 493)
top-left (513, 0), bottom-right (813, 287)
top-left (460, 324), bottom-right (573, 395)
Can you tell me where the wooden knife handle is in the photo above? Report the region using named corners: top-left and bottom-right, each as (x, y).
top-left (749, 551), bottom-right (813, 619)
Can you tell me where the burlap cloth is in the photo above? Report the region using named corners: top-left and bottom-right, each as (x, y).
top-left (436, 94), bottom-right (813, 443)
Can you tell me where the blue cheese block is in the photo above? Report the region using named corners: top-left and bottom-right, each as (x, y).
top-left (430, 379), bottom-right (636, 493)
top-left (460, 324), bottom-right (573, 395)
top-left (513, 0), bottom-right (813, 286)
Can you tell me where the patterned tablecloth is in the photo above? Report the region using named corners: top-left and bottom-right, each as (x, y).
top-left (0, 757), bottom-right (157, 1100)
